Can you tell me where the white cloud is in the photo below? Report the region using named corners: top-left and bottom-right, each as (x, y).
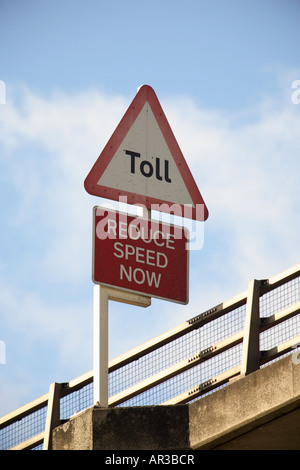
top-left (0, 83), bottom-right (299, 415)
top-left (163, 92), bottom-right (300, 282)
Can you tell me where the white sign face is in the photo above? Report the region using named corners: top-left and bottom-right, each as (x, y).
top-left (84, 85), bottom-right (209, 221)
top-left (97, 102), bottom-right (193, 206)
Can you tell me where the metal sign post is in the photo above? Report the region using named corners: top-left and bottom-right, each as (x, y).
top-left (93, 284), bottom-right (151, 407)
top-left (93, 285), bottom-right (109, 407)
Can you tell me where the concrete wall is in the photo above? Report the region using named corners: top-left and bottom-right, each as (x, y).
top-left (53, 405), bottom-right (190, 450)
top-left (189, 354), bottom-right (300, 449)
top-left (52, 355), bottom-right (300, 450)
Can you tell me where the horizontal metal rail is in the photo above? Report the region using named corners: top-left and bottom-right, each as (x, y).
top-left (261, 333), bottom-right (300, 365)
top-left (0, 393), bottom-right (49, 430)
top-left (260, 301), bottom-right (300, 331)
top-left (10, 432), bottom-right (44, 451)
top-left (109, 330), bottom-right (244, 406)
top-left (1, 262), bottom-right (299, 450)
top-left (54, 262), bottom-right (300, 383)
top-left (163, 365), bottom-right (241, 405)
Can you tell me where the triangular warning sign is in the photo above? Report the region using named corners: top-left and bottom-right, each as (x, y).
top-left (84, 85), bottom-right (208, 221)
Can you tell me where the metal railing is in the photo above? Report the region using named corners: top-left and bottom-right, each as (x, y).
top-left (1, 263), bottom-right (300, 450)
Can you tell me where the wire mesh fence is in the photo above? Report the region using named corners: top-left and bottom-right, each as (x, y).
top-left (0, 406), bottom-right (46, 450)
top-left (1, 263), bottom-right (300, 450)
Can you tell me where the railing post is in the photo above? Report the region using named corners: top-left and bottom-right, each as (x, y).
top-left (43, 382), bottom-right (62, 450)
top-left (241, 279), bottom-right (261, 376)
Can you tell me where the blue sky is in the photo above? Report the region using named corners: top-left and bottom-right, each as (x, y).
top-left (0, 0), bottom-right (299, 416)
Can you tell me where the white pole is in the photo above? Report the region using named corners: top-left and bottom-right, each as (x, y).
top-left (93, 283), bottom-right (151, 407)
top-left (93, 284), bottom-right (109, 407)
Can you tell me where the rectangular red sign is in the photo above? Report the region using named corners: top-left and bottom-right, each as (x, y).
top-left (92, 207), bottom-right (189, 304)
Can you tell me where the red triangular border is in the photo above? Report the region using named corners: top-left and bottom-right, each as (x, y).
top-left (84, 85), bottom-right (209, 221)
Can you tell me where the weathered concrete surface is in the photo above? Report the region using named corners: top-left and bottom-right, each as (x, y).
top-left (52, 405), bottom-right (190, 450)
top-left (52, 355), bottom-right (300, 450)
top-left (212, 407), bottom-right (300, 450)
top-left (190, 354), bottom-right (300, 449)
